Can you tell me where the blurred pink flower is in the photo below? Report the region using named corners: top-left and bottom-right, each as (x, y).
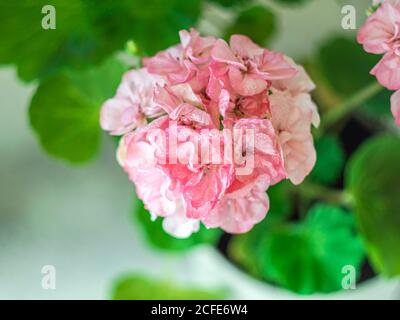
top-left (358, 2), bottom-right (400, 55)
top-left (358, 1), bottom-right (400, 125)
top-left (372, 0), bottom-right (400, 8)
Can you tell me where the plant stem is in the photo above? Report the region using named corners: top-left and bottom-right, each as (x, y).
top-left (317, 81), bottom-right (383, 135)
top-left (295, 181), bottom-right (352, 206)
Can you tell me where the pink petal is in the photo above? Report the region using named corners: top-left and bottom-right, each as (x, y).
top-left (357, 2), bottom-right (400, 54)
top-left (254, 51), bottom-right (298, 80)
top-left (371, 51), bottom-right (400, 90)
top-left (100, 98), bottom-right (144, 135)
top-left (229, 34), bottom-right (262, 59)
top-left (203, 183), bottom-right (269, 234)
top-left (390, 89), bottom-right (400, 126)
top-left (228, 67), bottom-right (268, 96)
top-left (211, 39), bottom-right (246, 70)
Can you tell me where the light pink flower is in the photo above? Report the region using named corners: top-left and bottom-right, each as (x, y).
top-left (357, 2), bottom-right (400, 91)
top-left (370, 50), bottom-right (400, 90)
top-left (119, 117), bottom-right (178, 218)
top-left (100, 68), bottom-right (164, 135)
top-left (162, 211), bottom-right (200, 239)
top-left (358, 2), bottom-right (400, 54)
top-left (203, 178), bottom-right (270, 234)
top-left (272, 57), bottom-right (320, 127)
top-left (269, 89), bottom-right (317, 185)
top-left (210, 35), bottom-right (297, 97)
top-left (101, 29), bottom-right (321, 238)
top-left (158, 124), bottom-right (235, 219)
top-left (144, 29), bottom-right (216, 91)
top-left (227, 118), bottom-right (287, 193)
top-left (372, 0), bottom-right (400, 9)
top-left (118, 117), bottom-right (202, 238)
top-left (390, 89), bottom-right (400, 126)
top-left (358, 1), bottom-right (400, 124)
top-left (154, 83), bottom-right (216, 128)
top-left (357, 2), bottom-right (400, 89)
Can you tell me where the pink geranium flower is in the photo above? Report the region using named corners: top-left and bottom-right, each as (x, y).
top-left (210, 35), bottom-right (297, 97)
top-left (144, 28), bottom-right (216, 92)
top-left (203, 178), bottom-right (270, 234)
top-left (100, 29), bottom-right (320, 238)
top-left (370, 50), bottom-right (400, 90)
top-left (358, 2), bottom-right (400, 55)
top-left (357, 1), bottom-right (400, 125)
top-left (100, 68), bottom-right (164, 135)
top-left (269, 89), bottom-right (317, 185)
top-left (358, 1), bottom-right (400, 90)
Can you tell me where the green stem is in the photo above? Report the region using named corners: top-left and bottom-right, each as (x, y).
top-left (318, 81), bottom-right (383, 135)
top-left (296, 181), bottom-right (352, 206)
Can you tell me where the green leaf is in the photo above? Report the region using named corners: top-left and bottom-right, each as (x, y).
top-left (112, 274), bottom-right (224, 300)
top-left (363, 88), bottom-right (393, 120)
top-left (224, 5), bottom-right (276, 45)
top-left (310, 135), bottom-right (345, 185)
top-left (207, 0), bottom-right (245, 8)
top-left (317, 37), bottom-right (380, 98)
top-left (29, 57), bottom-right (126, 163)
top-left (134, 198), bottom-right (221, 252)
top-left (267, 180), bottom-right (294, 222)
top-left (125, 0), bottom-right (201, 55)
top-left (316, 36), bottom-right (392, 118)
top-left (0, 0), bottom-right (201, 82)
top-left (230, 204), bottom-right (364, 294)
top-left (273, 0), bottom-right (310, 6)
top-left (346, 135), bottom-right (400, 276)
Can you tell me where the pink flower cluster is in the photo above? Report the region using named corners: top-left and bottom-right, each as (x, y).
top-left (358, 0), bottom-right (400, 126)
top-left (100, 29), bottom-right (319, 238)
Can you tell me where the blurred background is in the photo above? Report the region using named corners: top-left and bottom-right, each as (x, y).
top-left (1, 0), bottom-right (399, 299)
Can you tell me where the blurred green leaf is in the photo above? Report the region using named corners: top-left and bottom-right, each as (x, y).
top-left (230, 204), bottom-right (364, 294)
top-left (208, 0), bottom-right (245, 8)
top-left (346, 135), bottom-right (400, 276)
top-left (363, 88), bottom-right (393, 120)
top-left (134, 198), bottom-right (221, 252)
top-left (112, 274), bottom-right (224, 300)
top-left (224, 5), bottom-right (276, 45)
top-left (267, 180), bottom-right (293, 222)
top-left (316, 36), bottom-right (392, 118)
top-left (317, 37), bottom-right (379, 98)
top-left (310, 135), bottom-right (345, 185)
top-left (273, 0), bottom-right (310, 5)
top-left (29, 57), bottom-right (126, 163)
top-left (125, 0), bottom-right (201, 55)
top-left (0, 0), bottom-right (200, 81)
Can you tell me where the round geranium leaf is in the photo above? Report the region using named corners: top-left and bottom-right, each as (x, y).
top-left (0, 0), bottom-right (201, 82)
top-left (207, 0), bottom-right (246, 8)
top-left (29, 57), bottom-right (126, 163)
top-left (346, 135), bottom-right (400, 276)
top-left (317, 37), bottom-right (380, 98)
top-left (273, 0), bottom-right (310, 6)
top-left (224, 5), bottom-right (276, 45)
top-left (310, 135), bottom-right (345, 185)
top-left (230, 204), bottom-right (364, 294)
top-left (112, 274), bottom-right (224, 300)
